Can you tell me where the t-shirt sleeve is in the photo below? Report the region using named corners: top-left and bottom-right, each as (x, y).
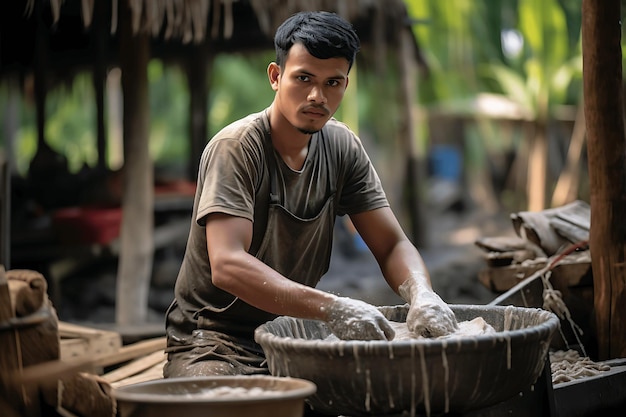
top-left (195, 137), bottom-right (260, 225)
top-left (337, 133), bottom-right (389, 216)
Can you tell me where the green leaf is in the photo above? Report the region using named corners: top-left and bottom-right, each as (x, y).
top-left (484, 63), bottom-right (535, 114)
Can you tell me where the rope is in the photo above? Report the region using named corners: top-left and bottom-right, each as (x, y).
top-left (539, 240), bottom-right (589, 356)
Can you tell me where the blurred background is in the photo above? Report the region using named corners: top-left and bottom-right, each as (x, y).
top-left (0, 0), bottom-right (610, 331)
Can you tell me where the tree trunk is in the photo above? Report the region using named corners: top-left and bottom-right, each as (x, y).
top-left (582, 0), bottom-right (626, 360)
top-left (116, 1), bottom-right (154, 326)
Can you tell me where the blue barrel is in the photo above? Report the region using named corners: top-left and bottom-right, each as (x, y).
top-left (429, 145), bottom-right (462, 182)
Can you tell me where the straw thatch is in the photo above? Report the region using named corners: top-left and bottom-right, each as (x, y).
top-left (27, 0), bottom-right (221, 44)
top-left (250, 0), bottom-right (407, 37)
top-left (24, 0), bottom-right (409, 45)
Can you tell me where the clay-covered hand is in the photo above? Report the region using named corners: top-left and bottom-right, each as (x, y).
top-left (325, 297), bottom-right (395, 341)
top-left (399, 278), bottom-right (458, 338)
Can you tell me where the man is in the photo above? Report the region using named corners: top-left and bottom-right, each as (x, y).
top-left (164, 10), bottom-right (458, 378)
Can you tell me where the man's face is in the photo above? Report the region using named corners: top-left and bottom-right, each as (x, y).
top-left (269, 43), bottom-right (350, 135)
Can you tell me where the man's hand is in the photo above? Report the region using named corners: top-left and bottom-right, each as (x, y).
top-left (325, 297), bottom-right (395, 341)
top-left (399, 278), bottom-right (458, 338)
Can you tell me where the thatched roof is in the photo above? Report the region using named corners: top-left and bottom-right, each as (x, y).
top-left (25, 0), bottom-right (408, 43)
top-left (2, 0), bottom-right (423, 82)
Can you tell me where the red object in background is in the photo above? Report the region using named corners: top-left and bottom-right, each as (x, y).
top-left (52, 206), bottom-right (122, 245)
top-left (154, 179), bottom-right (196, 196)
top-left (51, 180), bottom-right (195, 246)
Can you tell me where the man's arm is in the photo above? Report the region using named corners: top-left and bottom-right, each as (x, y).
top-left (206, 212), bottom-right (333, 319)
top-left (205, 212), bottom-right (394, 340)
top-left (350, 207), bottom-right (458, 337)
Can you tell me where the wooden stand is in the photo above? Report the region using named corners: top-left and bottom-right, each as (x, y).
top-left (0, 266), bottom-right (166, 416)
top-left (59, 322), bottom-right (122, 362)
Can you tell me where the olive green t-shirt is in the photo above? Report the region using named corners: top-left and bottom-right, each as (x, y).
top-left (168, 109), bottom-right (389, 336)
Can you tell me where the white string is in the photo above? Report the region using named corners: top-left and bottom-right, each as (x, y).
top-left (540, 270), bottom-right (587, 356)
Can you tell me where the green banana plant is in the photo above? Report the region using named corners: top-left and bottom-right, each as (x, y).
top-left (488, 0), bottom-right (581, 210)
top-left (405, 0), bottom-right (583, 211)
top-left (486, 0), bottom-right (581, 122)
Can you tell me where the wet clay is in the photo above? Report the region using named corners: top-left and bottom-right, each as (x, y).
top-left (180, 386), bottom-right (280, 399)
top-left (324, 316), bottom-right (496, 342)
top-left (391, 317), bottom-right (496, 341)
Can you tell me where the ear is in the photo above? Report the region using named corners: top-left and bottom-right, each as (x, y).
top-left (268, 62), bottom-right (280, 91)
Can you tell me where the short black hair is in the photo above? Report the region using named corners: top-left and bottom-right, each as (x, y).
top-left (274, 11), bottom-right (360, 71)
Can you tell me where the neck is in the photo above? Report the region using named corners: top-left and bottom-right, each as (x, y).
top-left (268, 105), bottom-right (312, 170)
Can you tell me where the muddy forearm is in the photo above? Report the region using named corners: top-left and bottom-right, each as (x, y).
top-left (211, 251), bottom-right (337, 320)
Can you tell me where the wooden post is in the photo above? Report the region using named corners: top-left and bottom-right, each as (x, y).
top-left (187, 43), bottom-right (211, 182)
top-left (582, 0), bottom-right (626, 360)
top-left (0, 155), bottom-right (9, 269)
top-left (116, 0), bottom-right (154, 326)
top-left (93, 0), bottom-right (108, 170)
top-left (33, 3), bottom-right (48, 163)
top-left (526, 120), bottom-right (548, 212)
top-left (398, 25), bottom-right (428, 248)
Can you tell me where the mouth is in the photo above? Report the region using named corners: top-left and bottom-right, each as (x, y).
top-left (302, 106), bottom-right (329, 118)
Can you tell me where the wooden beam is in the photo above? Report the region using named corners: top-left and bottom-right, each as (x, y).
top-left (101, 350), bottom-right (165, 383)
top-left (116, 0), bottom-right (154, 326)
top-left (15, 337), bottom-right (166, 387)
top-left (582, 0), bottom-right (626, 360)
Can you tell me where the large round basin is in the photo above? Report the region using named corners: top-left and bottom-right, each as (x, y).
top-left (112, 375), bottom-right (317, 417)
top-left (254, 304), bottom-right (559, 416)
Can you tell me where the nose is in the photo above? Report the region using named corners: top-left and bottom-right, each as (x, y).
top-left (307, 85), bottom-right (327, 104)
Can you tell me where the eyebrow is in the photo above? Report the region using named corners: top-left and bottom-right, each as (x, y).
top-left (295, 69), bottom-right (347, 81)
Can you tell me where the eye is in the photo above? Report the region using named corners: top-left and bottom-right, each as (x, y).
top-left (297, 75), bottom-right (310, 82)
top-left (327, 79), bottom-right (341, 87)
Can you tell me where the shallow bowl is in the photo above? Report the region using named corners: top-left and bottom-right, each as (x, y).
top-left (112, 375), bottom-right (317, 417)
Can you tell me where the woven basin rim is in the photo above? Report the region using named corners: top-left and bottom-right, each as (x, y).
top-left (255, 304), bottom-right (560, 355)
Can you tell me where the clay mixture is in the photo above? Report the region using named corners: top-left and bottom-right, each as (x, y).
top-left (390, 317), bottom-right (496, 340)
top-left (324, 316), bottom-right (496, 342)
top-left (181, 386), bottom-right (279, 399)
